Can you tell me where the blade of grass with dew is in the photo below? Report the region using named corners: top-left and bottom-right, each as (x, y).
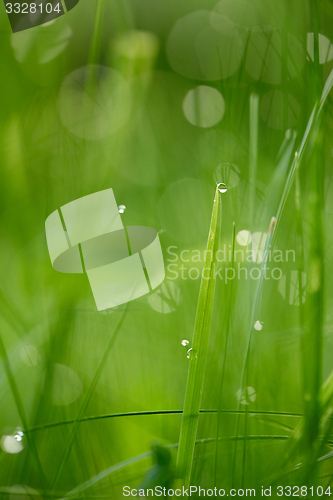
top-left (176, 184), bottom-right (222, 487)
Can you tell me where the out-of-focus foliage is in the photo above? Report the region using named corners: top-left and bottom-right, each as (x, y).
top-left (0, 0), bottom-right (333, 497)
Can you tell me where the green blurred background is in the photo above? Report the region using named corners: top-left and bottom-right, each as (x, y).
top-left (0, 0), bottom-right (333, 497)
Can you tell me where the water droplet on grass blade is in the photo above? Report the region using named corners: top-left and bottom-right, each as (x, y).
top-left (181, 339), bottom-right (189, 346)
top-left (187, 348), bottom-right (197, 359)
top-left (1, 434), bottom-right (24, 454)
top-left (14, 428), bottom-right (24, 442)
top-left (118, 204), bottom-right (126, 214)
top-left (217, 182), bottom-right (227, 193)
top-left (254, 320), bottom-right (263, 331)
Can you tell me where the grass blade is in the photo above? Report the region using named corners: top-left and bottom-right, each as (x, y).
top-left (214, 222), bottom-right (235, 485)
top-left (176, 185), bottom-right (222, 486)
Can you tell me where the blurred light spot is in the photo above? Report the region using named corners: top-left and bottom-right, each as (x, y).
top-left (118, 205), bottom-right (126, 214)
top-left (11, 25), bottom-right (72, 65)
top-left (183, 86), bottom-right (225, 128)
top-left (58, 65), bottom-right (131, 140)
top-left (8, 485), bottom-right (41, 500)
top-left (42, 364), bottom-right (83, 406)
top-left (214, 163), bottom-right (240, 189)
top-left (261, 90), bottom-right (301, 130)
top-left (20, 345), bottom-right (38, 367)
top-left (1, 435), bottom-right (24, 454)
top-left (236, 386), bottom-right (256, 405)
top-left (246, 27), bottom-right (305, 84)
top-left (148, 282), bottom-right (181, 314)
top-left (236, 230), bottom-right (252, 246)
top-left (278, 271), bottom-right (306, 305)
top-left (166, 11), bottom-right (245, 81)
top-left (307, 33), bottom-right (333, 64)
top-left (254, 320), bottom-right (263, 331)
top-left (181, 339), bottom-right (190, 346)
top-left (113, 30), bottom-right (160, 77)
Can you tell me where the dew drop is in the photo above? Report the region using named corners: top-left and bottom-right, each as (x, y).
top-left (187, 348), bottom-right (198, 360)
top-left (15, 428), bottom-right (24, 441)
top-left (254, 320), bottom-right (263, 331)
top-left (118, 204), bottom-right (126, 214)
top-left (217, 182), bottom-right (227, 193)
top-left (181, 339), bottom-right (189, 347)
top-left (1, 433), bottom-right (24, 454)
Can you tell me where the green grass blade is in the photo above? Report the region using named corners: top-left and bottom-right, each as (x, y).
top-left (249, 93), bottom-right (259, 231)
top-left (26, 408), bottom-right (302, 434)
top-left (274, 67), bottom-right (333, 240)
top-left (214, 222), bottom-right (235, 485)
top-left (302, 116), bottom-right (324, 482)
top-left (176, 185), bottom-right (222, 486)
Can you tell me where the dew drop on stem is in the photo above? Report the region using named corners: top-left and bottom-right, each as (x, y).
top-left (187, 348), bottom-right (198, 359)
top-left (217, 182), bottom-right (227, 193)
